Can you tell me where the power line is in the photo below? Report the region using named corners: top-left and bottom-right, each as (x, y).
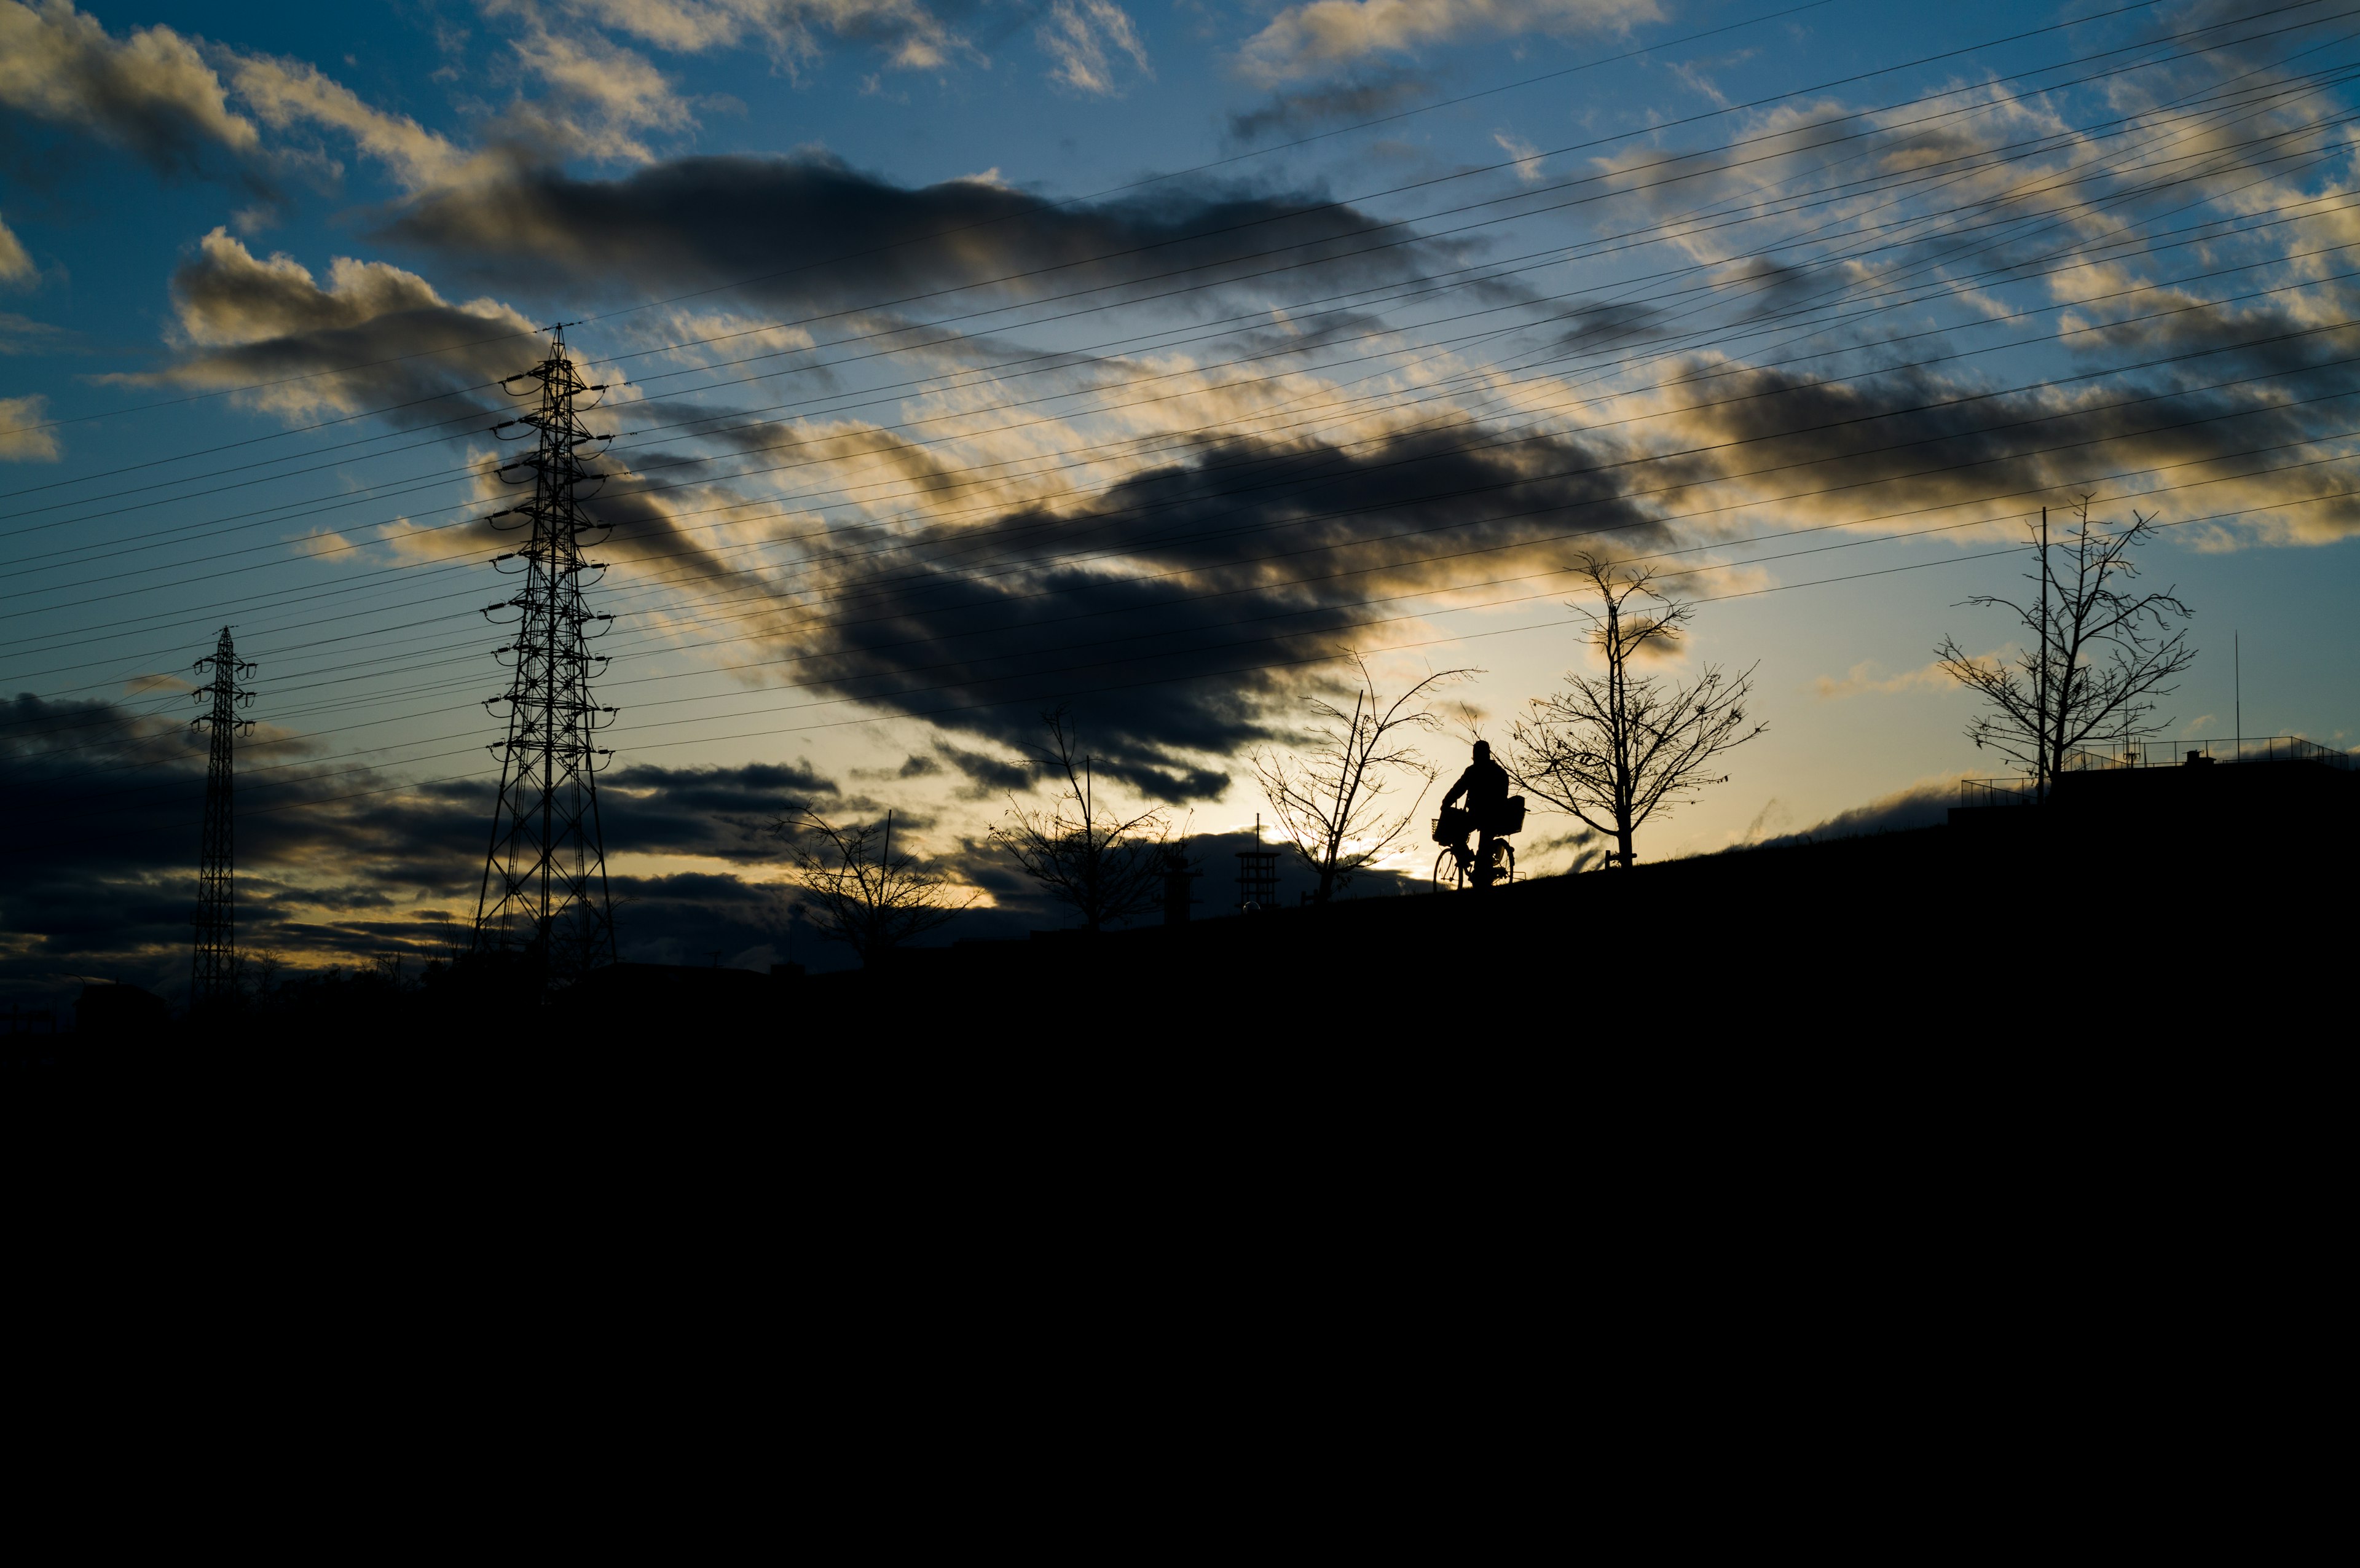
top-left (18, 97), bottom-right (2350, 627)
top-left (0, 0), bottom-right (2293, 455)
top-left (22, 36), bottom-right (2348, 617)
top-left (30, 392), bottom-right (2357, 793)
top-left (18, 218), bottom-right (2360, 716)
top-left (9, 24), bottom-right (2350, 778)
top-left (16, 18), bottom-right (2321, 551)
top-left (186, 484), bottom-right (2332, 831)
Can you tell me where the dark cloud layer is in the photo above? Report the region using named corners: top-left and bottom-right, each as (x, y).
top-left (1224, 68), bottom-right (1438, 147)
top-left (0, 693), bottom-right (844, 1003)
top-left (377, 151), bottom-right (1469, 316)
top-left (1658, 288), bottom-right (2360, 539)
top-left (600, 757), bottom-right (835, 859)
top-left (594, 257), bottom-right (2360, 805)
top-left (721, 420), bottom-right (1674, 798)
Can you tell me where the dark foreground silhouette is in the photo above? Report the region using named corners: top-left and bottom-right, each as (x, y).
top-left (19, 750), bottom-right (2353, 1065)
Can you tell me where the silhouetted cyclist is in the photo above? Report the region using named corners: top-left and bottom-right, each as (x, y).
top-left (1442, 741), bottom-right (1512, 888)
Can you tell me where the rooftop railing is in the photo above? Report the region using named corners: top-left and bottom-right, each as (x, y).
top-left (2061, 735), bottom-right (2355, 772)
top-left (1959, 736), bottom-right (2355, 806)
top-left (1957, 778), bottom-right (2036, 807)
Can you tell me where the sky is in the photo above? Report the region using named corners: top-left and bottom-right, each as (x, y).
top-left (5, 0), bottom-right (2359, 997)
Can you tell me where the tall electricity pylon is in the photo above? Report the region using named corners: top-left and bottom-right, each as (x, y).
top-left (191, 625), bottom-right (255, 1006)
top-left (473, 326), bottom-right (619, 978)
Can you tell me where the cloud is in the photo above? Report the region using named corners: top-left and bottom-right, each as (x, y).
top-left (0, 1), bottom-right (718, 194)
top-left (377, 149), bottom-right (1473, 317)
top-left (0, 211), bottom-right (31, 281)
top-left (1649, 326), bottom-right (2360, 550)
top-left (122, 227), bottom-right (540, 425)
top-left (929, 739), bottom-right (1042, 796)
top-left (0, 313), bottom-right (73, 354)
top-left (0, 694), bottom-right (852, 998)
top-left (1539, 298), bottom-right (1660, 356)
top-left (1224, 66), bottom-right (1434, 145)
top-left (599, 756), bottom-right (838, 858)
top-left (678, 420), bottom-right (1678, 798)
top-left (1498, 61), bottom-right (2360, 551)
top-left (1753, 777), bottom-right (1962, 847)
top-left (226, 53), bottom-right (477, 192)
top-left (1813, 655), bottom-right (1972, 700)
top-left (1036, 0), bottom-right (1150, 97)
top-left (0, 392), bottom-right (58, 459)
top-left (543, 0), bottom-right (972, 73)
top-left (0, 0), bottom-right (258, 174)
top-left (1236, 0), bottom-right (1662, 85)
top-left (1492, 129), bottom-right (1543, 183)
top-left (498, 21), bottom-right (699, 164)
top-left (596, 869), bottom-right (793, 968)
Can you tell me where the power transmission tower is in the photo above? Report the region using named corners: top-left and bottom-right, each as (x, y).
top-left (191, 625), bottom-right (255, 1008)
top-left (474, 326), bottom-right (620, 980)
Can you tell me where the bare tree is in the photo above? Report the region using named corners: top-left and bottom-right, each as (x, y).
top-left (1936, 498), bottom-right (2195, 802)
top-left (769, 808), bottom-right (972, 965)
top-left (1254, 654), bottom-right (1474, 903)
top-left (1507, 556), bottom-right (1764, 868)
top-left (993, 710), bottom-right (1169, 930)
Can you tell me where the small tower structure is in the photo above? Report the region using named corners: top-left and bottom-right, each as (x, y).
top-left (191, 626), bottom-right (256, 1007)
top-left (1235, 814), bottom-right (1279, 913)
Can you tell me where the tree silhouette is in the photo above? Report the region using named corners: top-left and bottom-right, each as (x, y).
top-left (1254, 654), bottom-right (1473, 903)
top-left (1508, 557), bottom-right (1763, 868)
top-left (769, 808), bottom-right (971, 965)
top-left (1935, 498), bottom-right (2195, 802)
top-left (994, 710), bottom-right (1170, 931)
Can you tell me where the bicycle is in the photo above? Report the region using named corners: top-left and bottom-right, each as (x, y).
top-left (1431, 799), bottom-right (1523, 891)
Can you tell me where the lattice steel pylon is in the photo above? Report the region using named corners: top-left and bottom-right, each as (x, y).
top-left (191, 625), bottom-right (255, 1006)
top-left (473, 326), bottom-right (620, 979)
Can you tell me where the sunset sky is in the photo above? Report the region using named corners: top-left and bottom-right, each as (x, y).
top-left (6, 0), bottom-right (2358, 994)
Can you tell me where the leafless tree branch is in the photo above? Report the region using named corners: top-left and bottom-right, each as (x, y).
top-left (1936, 497), bottom-right (2196, 801)
top-left (769, 808), bottom-right (973, 965)
top-left (1506, 556), bottom-right (1765, 867)
top-left (1253, 654), bottom-right (1474, 903)
top-left (993, 709), bottom-right (1171, 930)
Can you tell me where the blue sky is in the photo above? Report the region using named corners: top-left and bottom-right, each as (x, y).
top-left (6, 0), bottom-right (2358, 988)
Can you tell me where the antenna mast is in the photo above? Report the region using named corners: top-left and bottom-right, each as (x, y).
top-left (191, 626), bottom-right (255, 1008)
top-left (474, 326), bottom-right (620, 980)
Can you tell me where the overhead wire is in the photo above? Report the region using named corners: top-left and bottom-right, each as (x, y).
top-left (18, 145), bottom-right (2360, 759)
top-left (156, 484), bottom-right (2360, 828)
top-left (10, 4), bottom-right (2323, 559)
top-left (0, 0), bottom-right (2292, 480)
top-left (9, 131), bottom-right (2350, 711)
top-left (0, 0), bottom-right (1857, 451)
top-left (33, 347), bottom-right (2360, 788)
top-left (9, 6), bottom-right (2350, 783)
top-left (9, 0), bottom-right (2331, 587)
top-left (13, 71), bottom-right (2350, 625)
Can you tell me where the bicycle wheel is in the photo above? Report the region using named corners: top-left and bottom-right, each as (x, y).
top-left (1490, 840), bottom-right (1516, 886)
top-left (1433, 847), bottom-right (1466, 890)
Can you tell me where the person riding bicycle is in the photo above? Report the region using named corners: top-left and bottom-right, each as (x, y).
top-left (1441, 740), bottom-right (1512, 888)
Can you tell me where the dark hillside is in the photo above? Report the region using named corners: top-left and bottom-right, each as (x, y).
top-left (27, 753), bottom-right (2348, 1065)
